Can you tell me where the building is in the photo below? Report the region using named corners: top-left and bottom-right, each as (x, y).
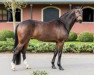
top-left (0, 0), bottom-right (94, 34)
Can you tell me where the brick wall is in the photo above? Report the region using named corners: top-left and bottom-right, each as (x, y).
top-left (0, 4), bottom-right (94, 34)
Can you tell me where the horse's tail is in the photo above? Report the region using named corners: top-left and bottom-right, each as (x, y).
top-left (14, 24), bottom-right (21, 65)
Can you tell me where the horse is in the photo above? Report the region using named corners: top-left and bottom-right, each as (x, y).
top-left (11, 7), bottom-right (82, 71)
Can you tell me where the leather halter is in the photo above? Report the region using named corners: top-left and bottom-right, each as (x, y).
top-left (75, 11), bottom-right (82, 19)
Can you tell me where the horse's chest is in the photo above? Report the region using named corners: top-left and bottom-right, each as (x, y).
top-left (56, 28), bottom-right (68, 40)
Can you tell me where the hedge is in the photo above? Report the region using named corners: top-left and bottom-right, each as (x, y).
top-left (77, 32), bottom-right (93, 42)
top-left (0, 30), bottom-right (14, 41)
top-left (68, 32), bottom-right (77, 41)
top-left (0, 39), bottom-right (94, 53)
top-left (0, 38), bottom-right (14, 52)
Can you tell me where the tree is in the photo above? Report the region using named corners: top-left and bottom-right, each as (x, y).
top-left (3, 0), bottom-right (27, 31)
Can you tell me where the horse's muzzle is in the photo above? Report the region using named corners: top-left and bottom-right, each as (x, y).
top-left (77, 16), bottom-right (82, 23)
top-left (78, 20), bottom-right (82, 23)
top-left (77, 18), bottom-right (82, 23)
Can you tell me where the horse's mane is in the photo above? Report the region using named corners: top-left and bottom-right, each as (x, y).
top-left (56, 10), bottom-right (72, 24)
top-left (56, 10), bottom-right (75, 33)
top-left (60, 11), bottom-right (70, 18)
top-left (60, 10), bottom-right (73, 20)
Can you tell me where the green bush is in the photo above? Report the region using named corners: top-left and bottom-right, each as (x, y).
top-left (68, 32), bottom-right (77, 41)
top-left (63, 43), bottom-right (79, 53)
top-left (0, 30), bottom-right (14, 41)
top-left (0, 38), bottom-right (14, 52)
top-left (32, 71), bottom-right (48, 75)
top-left (63, 42), bottom-right (94, 53)
top-left (0, 39), bottom-right (94, 53)
top-left (77, 32), bottom-right (93, 42)
top-left (28, 40), bottom-right (55, 53)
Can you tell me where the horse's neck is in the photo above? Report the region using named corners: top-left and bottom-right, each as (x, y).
top-left (67, 16), bottom-right (76, 31)
top-left (63, 12), bottom-right (76, 33)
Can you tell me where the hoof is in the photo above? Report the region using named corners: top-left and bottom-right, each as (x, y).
top-left (52, 65), bottom-right (57, 69)
top-left (11, 67), bottom-right (16, 71)
top-left (26, 65), bottom-right (31, 69)
top-left (24, 60), bottom-right (31, 69)
top-left (26, 65), bottom-right (29, 69)
top-left (11, 62), bottom-right (16, 71)
top-left (59, 67), bottom-right (64, 70)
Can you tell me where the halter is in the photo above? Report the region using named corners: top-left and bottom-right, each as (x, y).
top-left (75, 11), bottom-right (82, 19)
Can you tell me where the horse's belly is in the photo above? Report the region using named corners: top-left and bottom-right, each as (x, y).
top-left (37, 35), bottom-right (56, 42)
top-left (32, 32), bottom-right (56, 42)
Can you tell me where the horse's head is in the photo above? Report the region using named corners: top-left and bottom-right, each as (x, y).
top-left (73, 7), bottom-right (83, 23)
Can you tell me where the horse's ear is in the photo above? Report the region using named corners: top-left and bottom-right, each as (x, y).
top-left (70, 6), bottom-right (82, 10)
top-left (80, 5), bottom-right (83, 9)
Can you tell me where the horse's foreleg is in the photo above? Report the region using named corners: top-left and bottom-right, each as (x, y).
top-left (57, 50), bottom-right (64, 70)
top-left (57, 42), bottom-right (64, 70)
top-left (51, 49), bottom-right (58, 69)
top-left (51, 42), bottom-right (63, 69)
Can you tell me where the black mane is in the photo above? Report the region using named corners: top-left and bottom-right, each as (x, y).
top-left (57, 10), bottom-right (76, 33)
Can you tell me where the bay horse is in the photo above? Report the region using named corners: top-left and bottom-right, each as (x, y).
top-left (11, 8), bottom-right (82, 71)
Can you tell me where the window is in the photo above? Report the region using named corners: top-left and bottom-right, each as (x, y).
top-left (0, 8), bottom-right (21, 22)
top-left (43, 7), bottom-right (59, 22)
top-left (83, 8), bottom-right (94, 22)
top-left (7, 9), bottom-right (21, 22)
top-left (0, 9), bottom-right (7, 22)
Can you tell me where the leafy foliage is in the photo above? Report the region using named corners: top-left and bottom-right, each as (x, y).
top-left (32, 71), bottom-right (48, 75)
top-left (0, 30), bottom-right (14, 41)
top-left (0, 38), bottom-right (14, 52)
top-left (68, 32), bottom-right (77, 41)
top-left (0, 39), bottom-right (94, 53)
top-left (77, 32), bottom-right (93, 42)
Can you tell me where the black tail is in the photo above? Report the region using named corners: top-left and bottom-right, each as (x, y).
top-left (14, 25), bottom-right (21, 65)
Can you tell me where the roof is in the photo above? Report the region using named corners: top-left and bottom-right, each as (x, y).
top-left (1, 0), bottom-right (94, 4)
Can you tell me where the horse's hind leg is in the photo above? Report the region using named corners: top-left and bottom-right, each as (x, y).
top-left (22, 42), bottom-right (30, 69)
top-left (11, 35), bottom-right (30, 70)
top-left (11, 43), bottom-right (24, 71)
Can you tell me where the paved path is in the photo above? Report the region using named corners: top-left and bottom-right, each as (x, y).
top-left (0, 53), bottom-right (94, 75)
